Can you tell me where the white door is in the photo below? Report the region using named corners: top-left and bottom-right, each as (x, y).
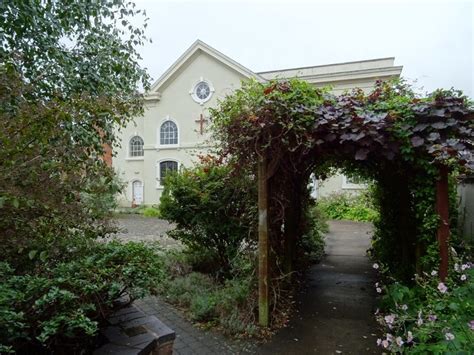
top-left (132, 180), bottom-right (143, 205)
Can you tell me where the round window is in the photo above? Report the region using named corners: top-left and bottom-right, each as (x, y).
top-left (194, 81), bottom-right (211, 101)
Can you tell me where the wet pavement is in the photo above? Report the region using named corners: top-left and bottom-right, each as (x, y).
top-left (117, 217), bottom-right (381, 354)
top-left (258, 220), bottom-right (381, 355)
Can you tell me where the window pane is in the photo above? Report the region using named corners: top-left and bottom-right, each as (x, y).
top-left (160, 121), bottom-right (178, 145)
top-left (160, 161), bottom-right (178, 182)
top-left (129, 136), bottom-right (144, 157)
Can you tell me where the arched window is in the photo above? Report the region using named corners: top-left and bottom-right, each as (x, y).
top-left (160, 120), bottom-right (178, 145)
top-left (129, 136), bottom-right (144, 157)
top-left (159, 160), bottom-right (178, 184)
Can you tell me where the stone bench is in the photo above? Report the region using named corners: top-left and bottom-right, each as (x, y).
top-left (94, 304), bottom-right (176, 355)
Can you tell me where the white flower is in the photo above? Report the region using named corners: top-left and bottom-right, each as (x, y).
top-left (401, 304), bottom-right (408, 311)
top-left (454, 263), bottom-right (460, 272)
top-left (382, 339), bottom-right (389, 348)
top-left (376, 338), bottom-right (382, 346)
top-left (417, 311), bottom-right (423, 326)
top-left (437, 282), bottom-right (448, 293)
top-left (431, 270), bottom-right (438, 276)
top-left (461, 263), bottom-right (469, 271)
top-left (375, 282), bottom-right (379, 287)
top-left (385, 315), bottom-right (396, 325)
top-left (460, 274), bottom-right (467, 281)
top-left (376, 287), bottom-right (382, 293)
top-left (445, 332), bottom-right (455, 341)
top-left (373, 263), bottom-right (379, 270)
top-left (396, 337), bottom-right (404, 346)
top-left (407, 331), bottom-right (413, 343)
top-left (374, 308), bottom-right (380, 315)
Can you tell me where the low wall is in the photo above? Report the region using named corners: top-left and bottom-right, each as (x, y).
top-left (94, 303), bottom-right (175, 355)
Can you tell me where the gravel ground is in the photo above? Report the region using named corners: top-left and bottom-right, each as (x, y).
top-left (109, 214), bottom-right (181, 249)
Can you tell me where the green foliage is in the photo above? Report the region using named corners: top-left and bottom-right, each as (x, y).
top-left (142, 206), bottom-right (161, 218)
top-left (211, 78), bottom-right (473, 284)
top-left (317, 191), bottom-right (378, 222)
top-left (0, 241), bottom-right (163, 351)
top-left (0, 1), bottom-right (154, 352)
top-left (81, 174), bottom-right (125, 219)
top-left (158, 251), bottom-right (258, 336)
top-left (374, 261), bottom-right (474, 353)
top-left (159, 160), bottom-right (257, 274)
top-left (300, 204), bottom-right (328, 262)
top-left (0, 0), bottom-right (150, 256)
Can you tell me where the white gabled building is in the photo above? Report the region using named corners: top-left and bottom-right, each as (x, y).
top-left (113, 40), bottom-right (402, 206)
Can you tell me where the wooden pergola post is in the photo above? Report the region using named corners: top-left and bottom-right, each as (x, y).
top-left (436, 165), bottom-right (450, 281)
top-left (258, 155), bottom-right (269, 327)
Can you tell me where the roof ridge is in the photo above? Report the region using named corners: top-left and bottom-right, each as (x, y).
top-left (257, 57), bottom-right (396, 74)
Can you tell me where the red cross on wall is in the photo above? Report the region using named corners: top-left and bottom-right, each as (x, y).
top-left (195, 114), bottom-right (208, 135)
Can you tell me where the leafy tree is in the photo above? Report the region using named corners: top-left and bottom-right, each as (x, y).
top-left (159, 158), bottom-right (257, 274)
top-left (0, 1), bottom-right (161, 352)
top-left (0, 0), bottom-right (150, 263)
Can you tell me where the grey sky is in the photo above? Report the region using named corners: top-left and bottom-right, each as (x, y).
top-left (135, 0), bottom-right (473, 97)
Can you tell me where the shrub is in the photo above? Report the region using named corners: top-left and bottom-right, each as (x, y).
top-left (300, 204), bottom-right (328, 262)
top-left (142, 206), bottom-right (161, 218)
top-left (0, 241), bottom-right (164, 353)
top-left (317, 191), bottom-right (378, 222)
top-left (158, 250), bottom-right (258, 336)
top-left (374, 260), bottom-right (474, 353)
top-left (159, 161), bottom-right (257, 274)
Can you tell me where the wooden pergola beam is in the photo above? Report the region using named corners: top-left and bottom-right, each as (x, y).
top-left (436, 165), bottom-right (450, 281)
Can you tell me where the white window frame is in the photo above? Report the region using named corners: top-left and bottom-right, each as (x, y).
top-left (157, 116), bottom-right (180, 149)
top-left (342, 175), bottom-right (367, 189)
top-left (156, 159), bottom-right (180, 189)
top-left (127, 134), bottom-right (144, 160)
top-left (189, 77), bottom-right (215, 105)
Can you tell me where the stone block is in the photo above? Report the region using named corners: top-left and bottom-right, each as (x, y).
top-left (95, 304), bottom-right (176, 355)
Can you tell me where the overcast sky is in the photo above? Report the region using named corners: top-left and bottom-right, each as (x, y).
top-left (134, 0), bottom-right (473, 97)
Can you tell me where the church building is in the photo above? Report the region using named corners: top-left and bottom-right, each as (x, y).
top-left (113, 40), bottom-right (403, 206)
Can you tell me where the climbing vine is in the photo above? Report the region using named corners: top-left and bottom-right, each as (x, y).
top-left (211, 78), bottom-right (473, 284)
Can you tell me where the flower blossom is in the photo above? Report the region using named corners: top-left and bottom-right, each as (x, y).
top-left (381, 339), bottom-right (389, 348)
top-left (431, 270), bottom-right (437, 276)
top-left (373, 263), bottom-right (379, 270)
top-left (407, 331), bottom-right (413, 343)
top-left (460, 274), bottom-right (467, 281)
top-left (445, 332), bottom-right (455, 341)
top-left (437, 282), bottom-right (448, 293)
top-left (417, 311), bottom-right (423, 326)
top-left (428, 314), bottom-right (437, 322)
top-left (468, 320), bottom-right (474, 331)
top-left (461, 263), bottom-right (470, 271)
top-left (400, 304), bottom-right (408, 311)
top-left (454, 263), bottom-right (460, 272)
top-left (384, 315), bottom-right (396, 325)
top-left (376, 287), bottom-right (382, 293)
top-left (376, 338), bottom-right (382, 346)
top-left (395, 337), bottom-right (404, 346)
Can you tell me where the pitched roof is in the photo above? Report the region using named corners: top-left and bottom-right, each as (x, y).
top-left (258, 57), bottom-right (403, 85)
top-left (148, 40), bottom-right (265, 96)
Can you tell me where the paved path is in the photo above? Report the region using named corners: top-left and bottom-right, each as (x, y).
top-left (135, 297), bottom-right (256, 354)
top-left (131, 220), bottom-right (380, 354)
top-left (110, 215), bottom-right (180, 249)
top-left (258, 220), bottom-right (381, 355)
